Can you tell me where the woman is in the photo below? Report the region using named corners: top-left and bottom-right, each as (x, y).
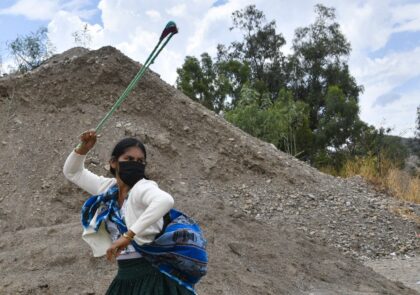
top-left (63, 130), bottom-right (193, 295)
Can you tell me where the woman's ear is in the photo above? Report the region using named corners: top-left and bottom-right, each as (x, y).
top-left (110, 157), bottom-right (117, 170)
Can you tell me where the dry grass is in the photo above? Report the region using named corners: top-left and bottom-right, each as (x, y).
top-left (318, 165), bottom-right (339, 176)
top-left (341, 155), bottom-right (379, 183)
top-left (340, 155), bottom-right (420, 204)
top-left (386, 169), bottom-right (420, 203)
top-left (390, 205), bottom-right (420, 224)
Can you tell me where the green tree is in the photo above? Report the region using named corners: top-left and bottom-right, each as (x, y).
top-left (289, 4), bottom-right (363, 131)
top-left (214, 54), bottom-right (251, 108)
top-left (267, 90), bottom-right (312, 156)
top-left (176, 53), bottom-right (250, 112)
top-left (176, 54), bottom-right (218, 111)
top-left (219, 5), bottom-right (286, 99)
top-left (316, 86), bottom-right (359, 151)
top-left (381, 134), bottom-right (409, 169)
top-left (416, 105), bottom-right (420, 139)
top-left (225, 84), bottom-right (266, 137)
top-left (345, 120), bottom-right (378, 157)
top-left (176, 5), bottom-right (285, 110)
top-left (8, 27), bottom-right (55, 73)
top-left (176, 3), bottom-right (370, 170)
top-left (226, 85), bottom-right (311, 156)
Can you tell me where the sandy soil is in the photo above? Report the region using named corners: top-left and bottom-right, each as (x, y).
top-left (0, 46), bottom-right (418, 294)
top-left (365, 256), bottom-right (420, 293)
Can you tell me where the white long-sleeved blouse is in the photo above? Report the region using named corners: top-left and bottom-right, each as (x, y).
top-left (63, 150), bottom-right (174, 257)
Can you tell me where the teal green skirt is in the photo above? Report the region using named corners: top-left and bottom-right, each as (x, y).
top-left (105, 258), bottom-right (194, 295)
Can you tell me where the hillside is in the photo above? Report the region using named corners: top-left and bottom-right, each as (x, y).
top-left (0, 46), bottom-right (418, 294)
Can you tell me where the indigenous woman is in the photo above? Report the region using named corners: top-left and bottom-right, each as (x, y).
top-left (63, 130), bottom-right (193, 295)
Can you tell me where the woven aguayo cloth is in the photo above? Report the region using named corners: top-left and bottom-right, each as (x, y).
top-left (105, 258), bottom-right (194, 295)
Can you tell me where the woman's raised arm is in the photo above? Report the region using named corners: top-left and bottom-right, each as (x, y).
top-left (63, 130), bottom-right (114, 195)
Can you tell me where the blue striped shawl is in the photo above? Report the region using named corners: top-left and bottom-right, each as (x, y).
top-left (81, 184), bottom-right (208, 294)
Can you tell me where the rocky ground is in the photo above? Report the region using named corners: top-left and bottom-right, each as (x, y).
top-left (366, 256), bottom-right (420, 293)
top-left (226, 175), bottom-right (419, 259)
top-left (0, 46), bottom-right (419, 294)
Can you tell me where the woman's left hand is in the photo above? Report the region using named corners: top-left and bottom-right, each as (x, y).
top-left (106, 236), bottom-right (131, 261)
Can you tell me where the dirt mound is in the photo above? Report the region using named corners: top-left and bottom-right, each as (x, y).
top-left (0, 46), bottom-right (418, 294)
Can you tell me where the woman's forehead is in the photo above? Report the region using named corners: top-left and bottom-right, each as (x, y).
top-left (122, 146), bottom-right (145, 158)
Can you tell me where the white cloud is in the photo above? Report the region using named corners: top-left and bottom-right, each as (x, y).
top-left (0, 0), bottom-right (96, 20)
top-left (118, 26), bottom-right (158, 55)
top-left (372, 93), bottom-right (401, 107)
top-left (166, 3), bottom-right (187, 17)
top-left (368, 90), bottom-right (418, 137)
top-left (359, 48), bottom-right (420, 93)
top-left (98, 0), bottom-right (143, 34)
top-left (0, 0), bottom-right (59, 20)
top-left (61, 0), bottom-right (90, 10)
top-left (185, 0), bottom-right (256, 55)
top-left (1, 57), bottom-right (17, 74)
top-left (337, 1), bottom-right (393, 52)
top-left (392, 3), bottom-right (420, 32)
top-left (49, 11), bottom-right (84, 51)
top-left (146, 10), bottom-right (161, 22)
top-left (48, 10), bottom-right (106, 53)
top-left (352, 48), bottom-right (420, 137)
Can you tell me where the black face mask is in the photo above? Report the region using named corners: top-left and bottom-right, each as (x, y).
top-left (117, 161), bottom-right (146, 187)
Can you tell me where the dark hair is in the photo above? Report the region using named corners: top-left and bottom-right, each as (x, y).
top-left (110, 137), bottom-right (147, 176)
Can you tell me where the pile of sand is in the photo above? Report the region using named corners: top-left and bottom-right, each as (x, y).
top-left (0, 46), bottom-right (418, 294)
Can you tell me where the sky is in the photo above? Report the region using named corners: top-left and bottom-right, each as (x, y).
top-left (0, 0), bottom-right (419, 138)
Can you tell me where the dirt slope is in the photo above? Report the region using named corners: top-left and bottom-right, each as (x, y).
top-left (0, 46), bottom-right (418, 295)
